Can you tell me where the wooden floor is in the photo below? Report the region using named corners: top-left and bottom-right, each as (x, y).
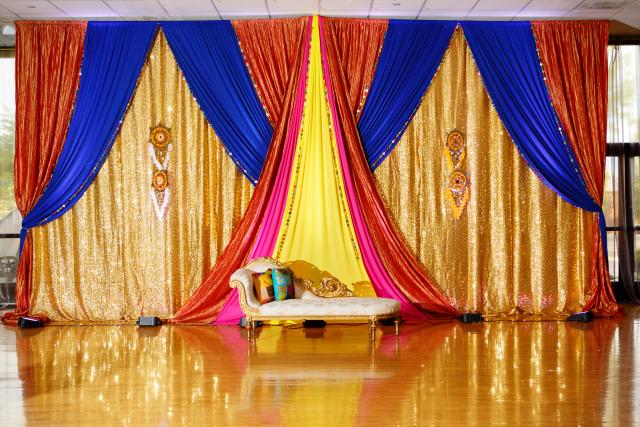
top-left (0, 306), bottom-right (638, 426)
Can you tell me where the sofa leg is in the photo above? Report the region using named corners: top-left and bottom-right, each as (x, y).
top-left (394, 317), bottom-right (401, 336)
top-left (369, 317), bottom-right (377, 343)
top-left (249, 319), bottom-right (255, 342)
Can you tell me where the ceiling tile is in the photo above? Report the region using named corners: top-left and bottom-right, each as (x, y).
top-left (521, 0), bottom-right (582, 9)
top-left (106, 0), bottom-right (167, 17)
top-left (614, 0), bottom-right (640, 17)
top-left (0, 0), bottom-right (61, 14)
top-left (15, 13), bottom-right (70, 19)
top-left (466, 9), bottom-right (520, 18)
top-left (158, 0), bottom-right (218, 17)
top-left (370, 0), bottom-right (424, 16)
top-left (0, 4), bottom-right (17, 19)
top-left (471, 0), bottom-right (529, 11)
top-left (419, 9), bottom-right (469, 18)
top-left (516, 9), bottom-right (573, 17)
top-left (214, 0), bottom-right (268, 16)
top-left (52, 1), bottom-right (119, 18)
top-left (267, 0), bottom-right (316, 16)
top-left (423, 0), bottom-right (475, 11)
top-left (565, 9), bottom-right (618, 17)
top-left (320, 0), bottom-right (370, 13)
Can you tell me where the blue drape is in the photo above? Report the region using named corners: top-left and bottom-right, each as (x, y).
top-left (358, 20), bottom-right (456, 169)
top-left (161, 21), bottom-right (273, 183)
top-left (461, 21), bottom-right (606, 250)
top-left (20, 21), bottom-right (156, 253)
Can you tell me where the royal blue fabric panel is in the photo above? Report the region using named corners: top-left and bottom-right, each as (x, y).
top-left (462, 21), bottom-right (607, 254)
top-left (20, 21), bottom-right (157, 253)
top-left (161, 21), bottom-right (273, 183)
top-left (358, 20), bottom-right (456, 169)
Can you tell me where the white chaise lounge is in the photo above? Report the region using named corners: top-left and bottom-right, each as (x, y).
top-left (230, 257), bottom-right (402, 340)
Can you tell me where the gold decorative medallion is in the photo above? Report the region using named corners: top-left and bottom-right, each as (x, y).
top-left (149, 124), bottom-right (172, 220)
top-left (446, 130), bottom-right (466, 169)
top-left (152, 170), bottom-right (169, 192)
top-left (445, 130), bottom-right (469, 219)
top-left (150, 126), bottom-right (171, 148)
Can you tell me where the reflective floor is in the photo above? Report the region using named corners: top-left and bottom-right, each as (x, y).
top-left (0, 306), bottom-right (638, 426)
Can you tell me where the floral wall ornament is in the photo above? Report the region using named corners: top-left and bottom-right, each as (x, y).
top-left (445, 130), bottom-right (469, 219)
top-left (149, 124), bottom-right (172, 221)
top-left (446, 130), bottom-right (466, 169)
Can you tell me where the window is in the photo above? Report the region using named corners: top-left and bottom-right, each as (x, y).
top-left (606, 44), bottom-right (640, 302)
top-left (0, 48), bottom-right (17, 308)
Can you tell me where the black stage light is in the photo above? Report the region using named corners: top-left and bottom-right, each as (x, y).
top-left (137, 316), bottom-right (162, 326)
top-left (18, 316), bottom-right (44, 328)
top-left (460, 313), bottom-right (484, 323)
top-left (567, 311), bottom-right (594, 322)
top-left (303, 320), bottom-right (326, 328)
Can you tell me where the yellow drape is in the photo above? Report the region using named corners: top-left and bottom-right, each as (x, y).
top-left (274, 17), bottom-right (372, 295)
top-left (374, 30), bottom-right (593, 318)
top-left (30, 31), bottom-right (254, 322)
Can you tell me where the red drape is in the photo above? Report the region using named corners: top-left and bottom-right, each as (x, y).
top-left (169, 18), bottom-right (309, 323)
top-left (2, 21), bottom-right (86, 326)
top-left (533, 20), bottom-right (621, 316)
top-left (233, 18), bottom-right (308, 127)
top-left (323, 19), bottom-right (458, 318)
top-left (322, 18), bottom-right (387, 121)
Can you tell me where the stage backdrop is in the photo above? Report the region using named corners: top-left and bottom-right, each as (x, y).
top-left (4, 18), bottom-right (620, 324)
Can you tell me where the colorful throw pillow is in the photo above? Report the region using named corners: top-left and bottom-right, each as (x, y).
top-left (271, 268), bottom-right (294, 301)
top-left (252, 270), bottom-right (275, 304)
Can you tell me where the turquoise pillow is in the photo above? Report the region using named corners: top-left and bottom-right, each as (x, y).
top-left (271, 268), bottom-right (294, 301)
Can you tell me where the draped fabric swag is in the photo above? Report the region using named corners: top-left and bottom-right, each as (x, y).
top-left (30, 32), bottom-right (254, 321)
top-left (2, 21), bottom-right (86, 325)
top-left (358, 20), bottom-right (456, 169)
top-left (161, 21), bottom-right (272, 183)
top-left (321, 18), bottom-right (387, 121)
top-left (3, 17), bottom-right (620, 324)
top-left (232, 18), bottom-right (308, 127)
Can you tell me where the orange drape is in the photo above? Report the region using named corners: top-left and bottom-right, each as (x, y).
top-left (533, 20), bottom-right (621, 316)
top-left (2, 21), bottom-right (86, 325)
top-left (322, 18), bottom-right (387, 121)
top-left (169, 19), bottom-right (309, 323)
top-left (323, 19), bottom-right (458, 317)
top-left (233, 18), bottom-right (308, 127)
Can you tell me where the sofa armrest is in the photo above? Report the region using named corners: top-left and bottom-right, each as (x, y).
top-left (230, 268), bottom-right (261, 312)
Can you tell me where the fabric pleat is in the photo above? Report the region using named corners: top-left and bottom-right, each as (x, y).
top-left (169, 18), bottom-right (310, 324)
top-left (233, 18), bottom-right (308, 127)
top-left (29, 32), bottom-right (254, 322)
top-left (321, 18), bottom-right (387, 121)
top-left (322, 18), bottom-right (459, 318)
top-left (374, 30), bottom-right (594, 318)
top-left (2, 21), bottom-right (86, 325)
top-left (533, 20), bottom-right (621, 314)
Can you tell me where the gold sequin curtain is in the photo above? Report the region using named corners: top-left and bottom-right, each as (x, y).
top-left (374, 30), bottom-right (594, 318)
top-left (29, 31), bottom-right (254, 322)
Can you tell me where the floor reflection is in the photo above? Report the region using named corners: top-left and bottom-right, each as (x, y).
top-left (0, 306), bottom-right (637, 426)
